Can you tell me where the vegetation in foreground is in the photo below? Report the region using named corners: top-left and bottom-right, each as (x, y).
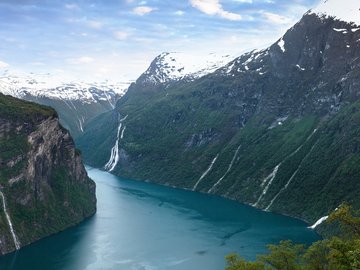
top-left (225, 204), bottom-right (360, 270)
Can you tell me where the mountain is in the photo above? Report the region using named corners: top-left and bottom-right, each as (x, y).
top-left (0, 93), bottom-right (96, 254)
top-left (0, 72), bottom-right (129, 139)
top-left (137, 52), bottom-right (235, 86)
top-left (77, 0), bottom-right (360, 226)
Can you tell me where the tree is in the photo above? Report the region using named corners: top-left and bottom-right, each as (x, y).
top-left (224, 204), bottom-right (360, 270)
top-left (258, 240), bottom-right (304, 270)
top-left (225, 254), bottom-right (267, 270)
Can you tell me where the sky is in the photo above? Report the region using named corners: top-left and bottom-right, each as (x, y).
top-left (0, 0), bottom-right (320, 83)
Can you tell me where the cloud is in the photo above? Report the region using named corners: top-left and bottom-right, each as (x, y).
top-left (86, 20), bottom-right (104, 29)
top-left (261, 12), bottom-right (293, 25)
top-left (31, 62), bottom-right (46, 66)
top-left (190, 0), bottom-right (242, 21)
top-left (66, 17), bottom-right (104, 29)
top-left (0, 60), bottom-right (9, 69)
top-left (175, 10), bottom-right (185, 16)
top-left (114, 31), bottom-right (130, 40)
top-left (65, 3), bottom-right (79, 10)
top-left (233, 0), bottom-right (253, 3)
top-left (132, 6), bottom-right (156, 16)
top-left (67, 56), bottom-right (94, 65)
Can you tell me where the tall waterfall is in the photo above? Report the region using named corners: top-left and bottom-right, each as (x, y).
top-left (104, 114), bottom-right (128, 172)
top-left (0, 191), bottom-right (20, 250)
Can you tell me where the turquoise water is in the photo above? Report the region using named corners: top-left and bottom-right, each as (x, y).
top-left (0, 167), bottom-right (319, 270)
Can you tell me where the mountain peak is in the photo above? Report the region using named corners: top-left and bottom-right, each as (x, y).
top-left (141, 52), bottom-right (235, 85)
top-left (309, 0), bottom-right (360, 26)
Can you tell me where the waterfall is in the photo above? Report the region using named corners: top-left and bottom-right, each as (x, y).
top-left (0, 191), bottom-right (20, 250)
top-left (208, 145), bottom-right (241, 193)
top-left (308, 216), bottom-right (328, 229)
top-left (120, 126), bottom-right (126, 139)
top-left (253, 128), bottom-right (318, 208)
top-left (253, 164), bottom-right (281, 207)
top-left (192, 154), bottom-right (219, 191)
top-left (104, 114), bottom-right (129, 172)
top-left (265, 142), bottom-right (318, 211)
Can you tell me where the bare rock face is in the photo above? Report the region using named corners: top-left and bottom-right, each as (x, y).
top-left (0, 94), bottom-right (96, 255)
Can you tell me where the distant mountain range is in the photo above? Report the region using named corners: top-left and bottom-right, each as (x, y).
top-left (77, 0), bottom-right (360, 227)
top-left (0, 72), bottom-right (130, 138)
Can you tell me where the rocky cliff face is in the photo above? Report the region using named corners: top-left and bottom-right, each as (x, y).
top-left (0, 93), bottom-right (96, 255)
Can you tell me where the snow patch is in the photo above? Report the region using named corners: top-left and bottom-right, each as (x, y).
top-left (296, 64), bottom-right (306, 71)
top-left (278, 38), bottom-right (285, 53)
top-left (268, 116), bottom-right (288, 129)
top-left (144, 52), bottom-right (235, 84)
top-left (310, 0), bottom-right (360, 26)
top-left (0, 71), bottom-right (128, 103)
top-left (333, 28), bottom-right (348, 33)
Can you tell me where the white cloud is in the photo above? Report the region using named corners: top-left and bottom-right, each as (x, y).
top-left (86, 20), bottom-right (103, 29)
top-left (233, 0), bottom-right (253, 3)
top-left (261, 11), bottom-right (293, 25)
top-left (31, 62), bottom-right (46, 66)
top-left (65, 3), bottom-right (79, 10)
top-left (190, 0), bottom-right (242, 21)
top-left (114, 31), bottom-right (130, 40)
top-left (175, 10), bottom-right (185, 16)
top-left (67, 56), bottom-right (95, 65)
top-left (0, 60), bottom-right (9, 69)
top-left (133, 6), bottom-right (156, 16)
top-left (66, 17), bottom-right (104, 29)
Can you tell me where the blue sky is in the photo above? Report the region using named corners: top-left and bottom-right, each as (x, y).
top-left (0, 0), bottom-right (320, 82)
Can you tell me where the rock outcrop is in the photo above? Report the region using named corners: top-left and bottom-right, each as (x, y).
top-left (0, 93), bottom-right (96, 255)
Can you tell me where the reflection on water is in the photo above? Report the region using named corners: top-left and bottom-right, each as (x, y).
top-left (0, 167), bottom-right (319, 270)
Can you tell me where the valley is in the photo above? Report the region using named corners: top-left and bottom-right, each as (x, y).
top-left (0, 0), bottom-right (359, 268)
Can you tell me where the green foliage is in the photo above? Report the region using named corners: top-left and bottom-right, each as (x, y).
top-left (225, 204), bottom-right (360, 270)
top-left (78, 71), bottom-right (360, 225)
top-left (259, 241), bottom-right (304, 270)
top-left (0, 93), bottom-right (55, 123)
top-left (226, 254), bottom-right (268, 270)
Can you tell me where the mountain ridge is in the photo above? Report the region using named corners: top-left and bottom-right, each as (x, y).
top-left (0, 72), bottom-right (128, 138)
top-left (77, 0), bottom-right (360, 226)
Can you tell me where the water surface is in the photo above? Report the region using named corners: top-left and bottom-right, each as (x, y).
top-left (0, 167), bottom-right (319, 270)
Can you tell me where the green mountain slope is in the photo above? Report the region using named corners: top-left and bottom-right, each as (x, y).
top-left (77, 13), bottom-right (360, 224)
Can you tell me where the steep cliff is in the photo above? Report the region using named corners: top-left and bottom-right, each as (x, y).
top-left (77, 0), bottom-right (360, 225)
top-left (0, 93), bottom-right (96, 255)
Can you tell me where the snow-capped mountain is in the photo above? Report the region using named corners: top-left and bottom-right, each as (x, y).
top-left (0, 72), bottom-right (129, 104)
top-left (0, 71), bottom-right (131, 138)
top-left (138, 52), bottom-right (235, 85)
top-left (78, 0), bottom-right (360, 226)
top-left (220, 0), bottom-right (360, 87)
top-left (309, 0), bottom-right (360, 26)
